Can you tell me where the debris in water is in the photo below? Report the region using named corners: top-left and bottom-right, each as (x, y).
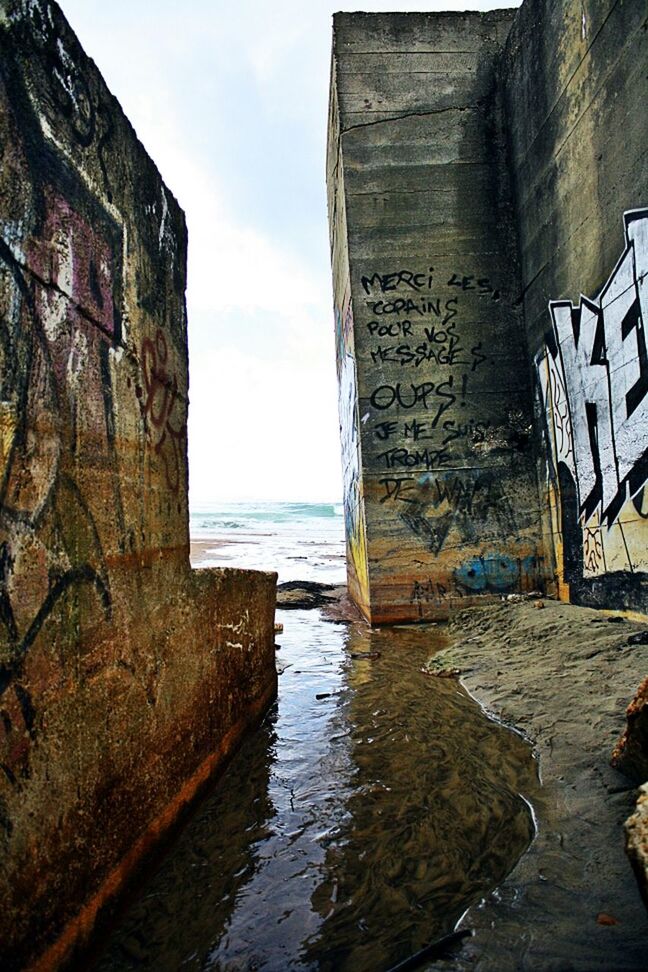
top-left (596, 912), bottom-right (619, 926)
top-left (385, 928), bottom-right (473, 971)
top-left (422, 667), bottom-right (460, 679)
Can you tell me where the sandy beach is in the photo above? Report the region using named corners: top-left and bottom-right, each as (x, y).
top-left (189, 505), bottom-right (346, 584)
top-left (190, 538), bottom-right (247, 561)
top-left (424, 598), bottom-right (648, 970)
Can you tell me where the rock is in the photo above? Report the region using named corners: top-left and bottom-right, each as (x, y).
top-left (611, 678), bottom-right (648, 783)
top-left (625, 783), bottom-right (648, 910)
top-left (274, 622), bottom-right (284, 633)
top-left (596, 912), bottom-right (619, 926)
top-left (505, 592), bottom-right (546, 605)
top-left (628, 631), bottom-right (648, 646)
top-left (533, 599), bottom-right (544, 609)
top-left (276, 581), bottom-right (344, 610)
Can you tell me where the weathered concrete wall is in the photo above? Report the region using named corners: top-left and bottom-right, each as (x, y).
top-left (328, 45), bottom-right (371, 617)
top-left (0, 3), bottom-right (276, 968)
top-left (327, 12), bottom-right (546, 624)
top-left (502, 0), bottom-right (648, 612)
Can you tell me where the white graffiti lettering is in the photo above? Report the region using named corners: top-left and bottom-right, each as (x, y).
top-left (540, 209), bottom-right (648, 528)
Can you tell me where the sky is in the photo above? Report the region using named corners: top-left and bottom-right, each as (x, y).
top-left (61, 0), bottom-right (520, 504)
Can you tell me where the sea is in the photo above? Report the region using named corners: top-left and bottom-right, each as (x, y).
top-left (189, 501), bottom-right (347, 584)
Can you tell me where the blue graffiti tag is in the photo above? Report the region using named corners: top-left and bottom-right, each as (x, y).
top-left (454, 554), bottom-right (538, 593)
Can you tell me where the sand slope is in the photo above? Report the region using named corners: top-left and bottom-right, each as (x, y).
top-left (425, 599), bottom-right (648, 971)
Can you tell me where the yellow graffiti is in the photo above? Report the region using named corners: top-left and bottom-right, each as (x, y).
top-left (0, 401), bottom-right (17, 483)
top-left (347, 489), bottom-right (370, 609)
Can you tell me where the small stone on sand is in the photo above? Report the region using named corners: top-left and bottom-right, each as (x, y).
top-left (596, 913), bottom-right (619, 926)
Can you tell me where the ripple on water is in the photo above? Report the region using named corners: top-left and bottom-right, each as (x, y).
top-left (95, 611), bottom-right (540, 972)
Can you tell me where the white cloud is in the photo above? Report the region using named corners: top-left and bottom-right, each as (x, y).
top-left (188, 347), bottom-right (341, 503)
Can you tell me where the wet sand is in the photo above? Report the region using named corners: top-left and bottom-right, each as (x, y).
top-left (190, 538), bottom-right (245, 560)
top-left (426, 598), bottom-right (648, 971)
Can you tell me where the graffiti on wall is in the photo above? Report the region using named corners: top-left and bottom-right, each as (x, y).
top-left (0, 1), bottom-right (187, 801)
top-left (409, 549), bottom-right (542, 616)
top-left (336, 295), bottom-right (370, 606)
top-left (0, 15), bottom-right (130, 804)
top-left (356, 262), bottom-right (540, 605)
top-left (360, 265), bottom-right (502, 541)
top-left (536, 209), bottom-right (648, 594)
top-left (0, 167), bottom-right (125, 793)
top-left (141, 328), bottom-right (184, 495)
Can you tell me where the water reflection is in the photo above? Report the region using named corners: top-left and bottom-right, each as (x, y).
top-left (95, 612), bottom-right (540, 971)
top-left (303, 623), bottom-right (537, 971)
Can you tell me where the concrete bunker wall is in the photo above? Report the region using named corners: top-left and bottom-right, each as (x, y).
top-left (328, 3), bottom-right (648, 621)
top-left (328, 12), bottom-right (546, 624)
top-left (502, 0), bottom-right (648, 612)
top-left (0, 3), bottom-right (276, 968)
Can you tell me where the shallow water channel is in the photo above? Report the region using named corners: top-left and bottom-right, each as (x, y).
top-left (96, 611), bottom-right (541, 972)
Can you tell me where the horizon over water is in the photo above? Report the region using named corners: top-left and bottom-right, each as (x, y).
top-left (190, 500), bottom-right (347, 584)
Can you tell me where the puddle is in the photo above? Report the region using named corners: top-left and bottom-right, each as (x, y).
top-left (95, 611), bottom-right (541, 971)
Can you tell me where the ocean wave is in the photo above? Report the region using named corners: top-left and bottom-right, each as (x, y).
top-left (190, 502), bottom-right (346, 584)
top-left (192, 502), bottom-right (344, 524)
top-left (196, 518), bottom-right (244, 530)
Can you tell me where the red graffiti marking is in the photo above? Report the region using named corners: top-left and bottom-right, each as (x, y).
top-left (141, 329), bottom-right (184, 494)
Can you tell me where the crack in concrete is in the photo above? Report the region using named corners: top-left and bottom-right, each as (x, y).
top-left (340, 104), bottom-right (481, 135)
top-left (348, 186), bottom-right (457, 197)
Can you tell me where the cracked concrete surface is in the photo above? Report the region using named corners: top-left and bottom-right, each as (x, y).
top-left (339, 104), bottom-right (482, 135)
